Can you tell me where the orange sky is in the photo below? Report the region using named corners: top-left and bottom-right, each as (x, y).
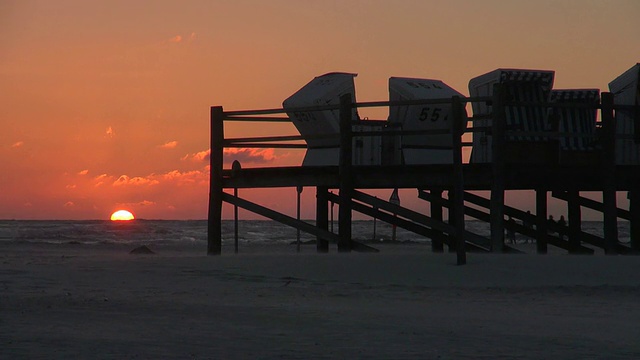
top-left (1, 0), bottom-right (639, 220)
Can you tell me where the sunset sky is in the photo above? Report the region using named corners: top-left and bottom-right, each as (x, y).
top-left (1, 0), bottom-right (639, 220)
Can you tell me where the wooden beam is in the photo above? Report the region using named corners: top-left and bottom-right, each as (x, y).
top-left (208, 106), bottom-right (224, 255)
top-left (327, 192), bottom-right (490, 252)
top-left (316, 187), bottom-right (330, 253)
top-left (338, 93), bottom-right (353, 252)
top-left (222, 192), bottom-right (341, 244)
top-left (630, 189), bottom-right (640, 252)
top-left (567, 190), bottom-right (582, 254)
top-left (490, 84), bottom-right (506, 252)
top-left (451, 96), bottom-right (466, 265)
top-left (551, 191), bottom-right (631, 220)
top-left (536, 189), bottom-right (548, 254)
top-left (420, 190), bottom-right (583, 253)
top-left (430, 189), bottom-right (445, 252)
top-left (601, 92), bottom-right (618, 254)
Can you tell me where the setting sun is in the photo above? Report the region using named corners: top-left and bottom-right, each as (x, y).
top-left (110, 210), bottom-right (135, 221)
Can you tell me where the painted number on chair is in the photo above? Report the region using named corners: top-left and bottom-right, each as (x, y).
top-left (419, 107), bottom-right (444, 122)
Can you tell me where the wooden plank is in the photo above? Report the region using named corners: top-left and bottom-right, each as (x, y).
top-left (419, 190), bottom-right (565, 253)
top-left (551, 191), bottom-right (631, 220)
top-left (208, 106), bottom-right (224, 255)
top-left (222, 192), bottom-right (341, 244)
top-left (351, 190), bottom-right (491, 249)
top-left (327, 192), bottom-right (489, 252)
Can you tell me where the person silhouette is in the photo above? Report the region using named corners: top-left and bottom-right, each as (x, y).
top-left (557, 215), bottom-right (567, 240)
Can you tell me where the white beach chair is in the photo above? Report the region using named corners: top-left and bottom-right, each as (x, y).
top-left (608, 63), bottom-right (640, 165)
top-left (283, 73), bottom-right (382, 166)
top-left (388, 77), bottom-right (468, 164)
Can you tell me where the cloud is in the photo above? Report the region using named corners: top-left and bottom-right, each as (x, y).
top-left (224, 148), bottom-right (276, 164)
top-left (169, 35), bottom-right (182, 43)
top-left (182, 148), bottom-right (277, 164)
top-left (11, 141), bottom-right (24, 148)
top-left (64, 201), bottom-right (75, 207)
top-left (160, 141), bottom-right (178, 149)
top-left (188, 32), bottom-right (197, 42)
top-left (78, 169), bottom-right (89, 175)
top-left (182, 149), bottom-right (210, 162)
top-left (162, 169), bottom-right (207, 186)
top-left (66, 184), bottom-right (77, 189)
top-left (113, 175), bottom-right (160, 187)
top-left (106, 126), bottom-right (115, 137)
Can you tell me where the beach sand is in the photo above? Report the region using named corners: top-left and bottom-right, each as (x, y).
top-left (2, 243), bottom-right (639, 359)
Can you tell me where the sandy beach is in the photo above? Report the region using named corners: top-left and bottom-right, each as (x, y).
top-left (2, 243), bottom-right (639, 359)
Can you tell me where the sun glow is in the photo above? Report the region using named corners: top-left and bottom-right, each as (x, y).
top-left (110, 210), bottom-right (135, 221)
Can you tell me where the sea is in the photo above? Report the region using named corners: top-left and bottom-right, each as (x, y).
top-left (0, 220), bottom-right (631, 255)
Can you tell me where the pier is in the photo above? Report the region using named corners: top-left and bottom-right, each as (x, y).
top-left (208, 67), bottom-right (640, 263)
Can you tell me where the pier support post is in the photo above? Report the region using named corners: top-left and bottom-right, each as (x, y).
top-left (536, 188), bottom-right (548, 254)
top-left (567, 190), bottom-right (582, 253)
top-left (208, 106), bottom-right (224, 255)
top-left (601, 92), bottom-right (618, 254)
top-left (316, 187), bottom-right (330, 253)
top-left (451, 96), bottom-right (466, 265)
top-left (630, 189), bottom-right (640, 252)
top-left (430, 189), bottom-right (445, 253)
top-left (490, 84), bottom-right (506, 253)
top-left (338, 94), bottom-right (353, 252)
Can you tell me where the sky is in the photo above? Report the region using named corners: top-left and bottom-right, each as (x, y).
top-left (1, 0), bottom-right (639, 220)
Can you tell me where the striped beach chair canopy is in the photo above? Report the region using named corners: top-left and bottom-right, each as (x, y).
top-left (469, 69), bottom-right (555, 162)
top-left (550, 89), bottom-right (600, 152)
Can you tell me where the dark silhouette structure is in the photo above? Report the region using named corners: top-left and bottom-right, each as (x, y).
top-left (208, 65), bottom-right (640, 264)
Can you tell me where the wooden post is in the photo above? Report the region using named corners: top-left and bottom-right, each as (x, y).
top-left (567, 190), bottom-right (581, 253)
top-left (234, 188), bottom-right (239, 254)
top-left (232, 160), bottom-right (241, 254)
top-left (296, 185), bottom-right (302, 253)
top-left (536, 188), bottom-right (548, 254)
top-left (451, 96), bottom-right (466, 265)
top-left (601, 92), bottom-right (618, 254)
top-left (316, 187), bottom-right (329, 253)
top-left (338, 93), bottom-right (353, 252)
top-left (490, 84), bottom-right (506, 253)
top-left (372, 203), bottom-right (378, 241)
top-left (208, 106), bottom-right (224, 255)
top-left (630, 189), bottom-right (640, 252)
top-left (430, 189), bottom-right (444, 253)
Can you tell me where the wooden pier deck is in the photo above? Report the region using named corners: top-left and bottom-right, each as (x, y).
top-left (207, 86), bottom-right (640, 264)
